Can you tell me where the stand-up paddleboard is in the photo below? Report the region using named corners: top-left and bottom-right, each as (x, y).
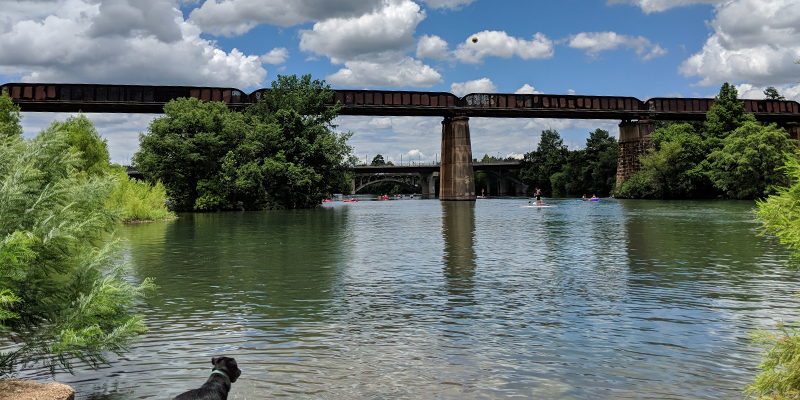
top-left (520, 203), bottom-right (555, 208)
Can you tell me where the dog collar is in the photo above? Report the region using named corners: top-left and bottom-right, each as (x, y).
top-left (211, 370), bottom-right (230, 380)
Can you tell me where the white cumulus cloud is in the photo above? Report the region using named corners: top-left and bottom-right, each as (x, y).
top-left (606, 0), bottom-right (727, 13)
top-left (419, 0), bottom-right (478, 9)
top-left (0, 0), bottom-right (269, 88)
top-left (259, 47), bottom-right (289, 65)
top-left (189, 0), bottom-right (383, 36)
top-left (297, 0), bottom-right (443, 88)
top-left (327, 56), bottom-right (442, 88)
top-left (299, 0), bottom-right (425, 64)
top-left (450, 78), bottom-right (497, 96)
top-left (416, 34), bottom-right (450, 60)
top-left (679, 0), bottom-right (800, 87)
top-left (735, 83), bottom-right (800, 102)
top-left (515, 84), bottom-right (543, 94)
top-left (453, 31), bottom-right (554, 64)
top-left (567, 31), bottom-right (667, 61)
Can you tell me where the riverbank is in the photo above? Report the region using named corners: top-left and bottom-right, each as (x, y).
top-left (0, 379), bottom-right (74, 400)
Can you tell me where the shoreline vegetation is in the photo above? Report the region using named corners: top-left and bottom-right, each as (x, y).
top-left (1, 90), bottom-right (158, 378)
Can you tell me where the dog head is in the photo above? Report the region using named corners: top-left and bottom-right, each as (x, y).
top-left (211, 356), bottom-right (241, 383)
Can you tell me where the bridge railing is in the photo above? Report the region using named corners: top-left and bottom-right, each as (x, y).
top-left (3, 82), bottom-right (799, 118)
top-left (1, 83), bottom-right (250, 105)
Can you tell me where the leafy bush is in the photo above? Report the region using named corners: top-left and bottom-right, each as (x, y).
top-left (708, 122), bottom-right (795, 199)
top-left (0, 126), bottom-right (155, 376)
top-left (38, 112), bottom-right (174, 222)
top-left (747, 152), bottom-right (800, 399)
top-left (45, 114), bottom-right (111, 177)
top-left (105, 167), bottom-right (175, 222)
top-left (745, 321), bottom-right (800, 400)
top-left (613, 170), bottom-right (661, 199)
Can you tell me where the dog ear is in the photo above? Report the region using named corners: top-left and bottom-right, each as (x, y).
top-left (211, 357), bottom-right (218, 365)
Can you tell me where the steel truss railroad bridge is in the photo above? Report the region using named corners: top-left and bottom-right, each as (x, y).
top-left (4, 82), bottom-right (800, 201)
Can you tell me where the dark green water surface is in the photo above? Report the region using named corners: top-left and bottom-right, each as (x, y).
top-left (17, 199), bottom-right (800, 399)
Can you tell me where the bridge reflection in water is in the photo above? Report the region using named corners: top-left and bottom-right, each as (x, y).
top-left (442, 201), bottom-right (477, 300)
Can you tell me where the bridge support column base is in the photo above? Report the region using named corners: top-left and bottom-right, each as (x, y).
top-left (440, 116), bottom-right (476, 201)
top-left (616, 119), bottom-right (654, 187)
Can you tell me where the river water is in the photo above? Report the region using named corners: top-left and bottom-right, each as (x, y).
top-left (13, 198), bottom-right (800, 399)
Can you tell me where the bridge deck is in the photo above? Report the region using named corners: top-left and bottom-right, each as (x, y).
top-left (354, 162), bottom-right (521, 175)
top-left (4, 83), bottom-right (799, 122)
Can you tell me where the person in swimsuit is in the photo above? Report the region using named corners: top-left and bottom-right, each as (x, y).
top-left (534, 188), bottom-right (543, 205)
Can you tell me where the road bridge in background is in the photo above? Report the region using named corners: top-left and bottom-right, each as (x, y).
top-left (352, 162), bottom-right (526, 196)
top-left (5, 83), bottom-right (800, 201)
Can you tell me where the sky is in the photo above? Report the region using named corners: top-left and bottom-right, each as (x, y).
top-left (1, 0), bottom-right (799, 165)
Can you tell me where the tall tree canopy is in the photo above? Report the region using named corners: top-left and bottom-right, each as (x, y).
top-left (550, 129), bottom-right (618, 197)
top-left (134, 75), bottom-right (354, 211)
top-left (520, 129), bottom-right (569, 196)
top-left (371, 154), bottom-right (386, 166)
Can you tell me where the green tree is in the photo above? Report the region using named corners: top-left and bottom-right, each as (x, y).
top-left (650, 123), bottom-right (711, 198)
top-left (764, 87), bottom-right (786, 101)
top-left (243, 75), bottom-right (353, 209)
top-left (520, 129), bottom-right (569, 196)
top-left (0, 127), bottom-right (155, 376)
top-left (134, 98), bottom-right (245, 211)
top-left (45, 114), bottom-right (111, 177)
top-left (0, 91), bottom-right (22, 140)
top-left (707, 122), bottom-right (795, 199)
top-left (547, 129), bottom-right (618, 197)
top-left (371, 154), bottom-right (386, 166)
top-left (134, 74), bottom-right (353, 211)
top-left (705, 82), bottom-right (757, 142)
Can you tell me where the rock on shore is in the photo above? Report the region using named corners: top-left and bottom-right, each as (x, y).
top-left (0, 379), bottom-right (75, 400)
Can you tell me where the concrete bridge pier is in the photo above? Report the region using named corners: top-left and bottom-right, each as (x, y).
top-left (616, 119), bottom-right (655, 186)
top-left (440, 116), bottom-right (476, 201)
top-left (496, 171), bottom-right (509, 196)
top-left (420, 172), bottom-right (438, 195)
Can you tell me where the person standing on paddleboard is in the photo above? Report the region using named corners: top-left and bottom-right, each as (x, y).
top-left (534, 187), bottom-right (543, 205)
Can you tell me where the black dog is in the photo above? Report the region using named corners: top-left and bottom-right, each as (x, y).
top-left (173, 357), bottom-right (242, 400)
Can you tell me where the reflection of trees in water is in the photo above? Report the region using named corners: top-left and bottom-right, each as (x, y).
top-left (441, 201), bottom-right (476, 299)
top-left (120, 210), bottom-right (350, 322)
top-left (621, 200), bottom-right (793, 298)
